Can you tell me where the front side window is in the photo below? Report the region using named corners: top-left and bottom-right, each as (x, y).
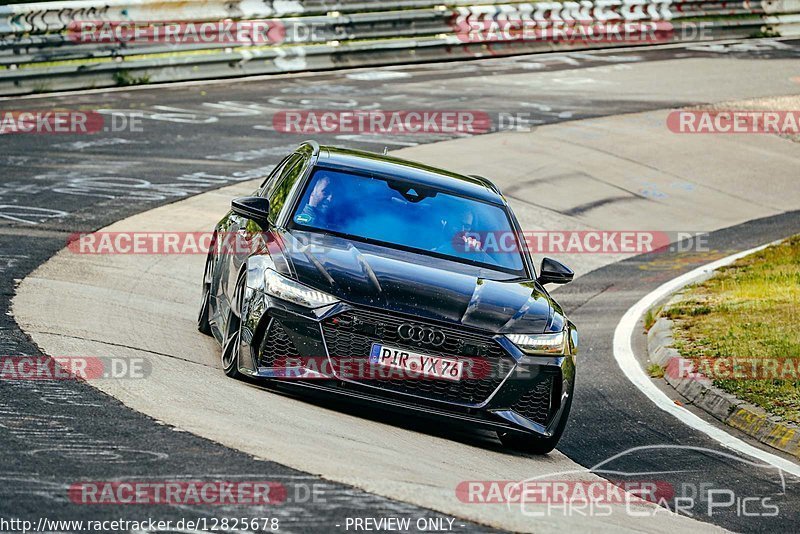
top-left (268, 156), bottom-right (307, 223)
top-left (291, 168), bottom-right (525, 274)
top-left (262, 154), bottom-right (301, 197)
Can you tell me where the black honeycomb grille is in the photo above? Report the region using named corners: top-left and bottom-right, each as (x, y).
top-left (259, 319), bottom-right (300, 368)
top-left (511, 376), bottom-right (553, 425)
top-left (321, 309), bottom-right (515, 406)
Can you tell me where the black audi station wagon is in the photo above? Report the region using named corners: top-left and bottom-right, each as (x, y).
top-left (199, 141), bottom-right (577, 454)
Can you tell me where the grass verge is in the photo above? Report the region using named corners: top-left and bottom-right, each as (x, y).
top-left (664, 235), bottom-right (800, 423)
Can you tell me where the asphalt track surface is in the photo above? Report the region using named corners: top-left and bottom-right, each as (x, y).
top-left (2, 39), bottom-right (800, 532)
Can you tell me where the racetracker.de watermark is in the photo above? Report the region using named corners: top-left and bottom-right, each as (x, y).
top-left (452, 231), bottom-right (711, 254)
top-left (456, 480), bottom-right (673, 504)
top-left (267, 356), bottom-right (498, 381)
top-left (453, 20), bottom-right (679, 44)
top-left (68, 231), bottom-right (288, 255)
top-left (273, 110), bottom-right (492, 135)
top-left (0, 356), bottom-right (150, 380)
top-left (667, 110), bottom-right (800, 134)
top-left (0, 110), bottom-right (143, 135)
top-left (66, 19), bottom-right (351, 45)
top-left (67, 20), bottom-right (285, 44)
top-left (68, 231), bottom-right (329, 256)
top-left (69, 481), bottom-right (287, 505)
top-left (666, 356), bottom-right (800, 381)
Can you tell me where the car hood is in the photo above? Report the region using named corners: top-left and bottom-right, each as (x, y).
top-left (275, 230), bottom-right (556, 334)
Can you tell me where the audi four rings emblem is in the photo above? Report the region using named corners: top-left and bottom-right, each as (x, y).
top-left (398, 323), bottom-right (446, 347)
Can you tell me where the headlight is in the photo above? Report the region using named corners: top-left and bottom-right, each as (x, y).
top-left (506, 331), bottom-right (567, 355)
top-left (264, 269), bottom-right (339, 309)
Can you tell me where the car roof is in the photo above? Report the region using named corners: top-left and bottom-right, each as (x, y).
top-left (310, 144), bottom-right (505, 205)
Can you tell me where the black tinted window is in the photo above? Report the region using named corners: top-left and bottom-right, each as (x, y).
top-left (259, 155), bottom-right (293, 196)
top-left (268, 156), bottom-right (306, 223)
top-left (292, 168), bottom-right (525, 274)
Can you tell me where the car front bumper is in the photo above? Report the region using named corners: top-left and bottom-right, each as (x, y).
top-left (237, 290), bottom-right (576, 438)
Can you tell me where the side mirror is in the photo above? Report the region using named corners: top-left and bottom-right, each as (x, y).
top-left (231, 197), bottom-right (271, 227)
top-left (538, 257), bottom-right (574, 285)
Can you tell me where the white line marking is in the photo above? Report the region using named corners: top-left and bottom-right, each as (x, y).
top-left (613, 241), bottom-right (800, 478)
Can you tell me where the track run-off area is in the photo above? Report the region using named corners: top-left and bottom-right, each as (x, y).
top-left (2, 40), bottom-right (800, 532)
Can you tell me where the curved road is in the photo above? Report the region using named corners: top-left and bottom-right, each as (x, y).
top-left (3, 40), bottom-right (800, 532)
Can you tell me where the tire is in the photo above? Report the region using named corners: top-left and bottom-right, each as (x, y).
top-left (197, 244), bottom-right (215, 337)
top-left (221, 269), bottom-right (247, 380)
top-left (497, 393), bottom-right (573, 455)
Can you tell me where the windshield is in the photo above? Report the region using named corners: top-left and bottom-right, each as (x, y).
top-left (290, 168), bottom-right (526, 274)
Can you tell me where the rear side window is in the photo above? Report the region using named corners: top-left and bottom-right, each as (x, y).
top-left (268, 156), bottom-right (307, 223)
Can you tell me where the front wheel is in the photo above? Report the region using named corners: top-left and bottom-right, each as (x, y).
top-left (497, 393), bottom-right (573, 455)
top-left (220, 269), bottom-right (247, 379)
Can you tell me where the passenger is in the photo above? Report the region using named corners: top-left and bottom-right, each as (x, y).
top-left (435, 207), bottom-right (482, 253)
top-left (456, 210), bottom-right (483, 252)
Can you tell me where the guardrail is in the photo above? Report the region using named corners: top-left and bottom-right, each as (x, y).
top-left (1, 0), bottom-right (798, 96)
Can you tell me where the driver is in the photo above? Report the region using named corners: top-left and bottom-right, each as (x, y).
top-left (296, 174), bottom-right (334, 226)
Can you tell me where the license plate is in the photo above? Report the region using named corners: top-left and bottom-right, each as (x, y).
top-left (369, 344), bottom-right (463, 381)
